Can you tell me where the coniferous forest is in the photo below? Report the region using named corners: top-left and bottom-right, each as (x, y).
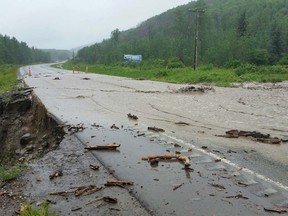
top-left (76, 0), bottom-right (288, 67)
top-left (0, 34), bottom-right (51, 65)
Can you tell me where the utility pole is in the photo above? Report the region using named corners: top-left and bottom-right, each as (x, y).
top-left (189, 9), bottom-right (205, 70)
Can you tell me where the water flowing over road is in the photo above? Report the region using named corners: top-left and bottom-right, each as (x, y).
top-left (22, 64), bottom-right (288, 215)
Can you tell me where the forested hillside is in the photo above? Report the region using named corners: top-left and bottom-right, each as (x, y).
top-left (76, 0), bottom-right (288, 67)
top-left (0, 34), bottom-right (51, 65)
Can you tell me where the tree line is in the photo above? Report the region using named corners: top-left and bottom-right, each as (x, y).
top-left (0, 34), bottom-right (51, 65)
top-left (76, 0), bottom-right (288, 67)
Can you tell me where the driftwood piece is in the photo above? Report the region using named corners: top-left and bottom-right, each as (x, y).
top-left (49, 185), bottom-right (102, 197)
top-left (0, 192), bottom-right (10, 196)
top-left (173, 183), bottom-right (184, 191)
top-left (86, 196), bottom-right (118, 205)
top-left (89, 164), bottom-right (100, 170)
top-left (209, 183), bottom-right (226, 190)
top-left (142, 154), bottom-right (191, 167)
top-left (264, 207), bottom-right (288, 213)
top-left (148, 126), bottom-right (165, 132)
top-left (255, 137), bottom-right (281, 144)
top-left (84, 143), bottom-right (121, 150)
top-left (127, 113), bottom-right (138, 120)
top-left (49, 191), bottom-right (74, 196)
top-left (218, 129), bottom-right (282, 144)
top-left (105, 180), bottom-right (134, 187)
top-left (175, 121), bottom-right (190, 126)
top-left (110, 124), bottom-right (119, 129)
top-left (67, 123), bottom-right (86, 134)
top-left (49, 170), bottom-right (63, 180)
top-left (75, 185), bottom-right (101, 197)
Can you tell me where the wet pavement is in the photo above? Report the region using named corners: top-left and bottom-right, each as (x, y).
top-left (21, 64), bottom-right (288, 215)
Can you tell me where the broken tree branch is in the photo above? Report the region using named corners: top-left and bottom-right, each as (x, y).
top-left (148, 126), bottom-right (165, 132)
top-left (84, 143), bottom-right (121, 150)
top-left (105, 180), bottom-right (134, 187)
top-left (142, 154), bottom-right (191, 166)
top-left (0, 192), bottom-right (10, 196)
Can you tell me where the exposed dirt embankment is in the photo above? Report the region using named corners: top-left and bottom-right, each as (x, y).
top-left (0, 89), bottom-right (65, 165)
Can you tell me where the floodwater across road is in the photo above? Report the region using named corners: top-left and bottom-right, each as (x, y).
top-left (22, 64), bottom-right (288, 215)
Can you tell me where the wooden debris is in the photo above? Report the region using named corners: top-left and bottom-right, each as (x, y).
top-left (89, 164), bottom-right (100, 170)
top-left (225, 194), bottom-right (248, 199)
top-left (0, 192), bottom-right (10, 196)
top-left (75, 185), bottom-right (101, 197)
top-left (49, 191), bottom-right (73, 196)
top-left (218, 129), bottom-right (282, 144)
top-left (49, 170), bottom-right (63, 180)
top-left (127, 113), bottom-right (138, 120)
top-left (173, 183), bottom-right (184, 191)
top-left (110, 124), bottom-right (119, 129)
top-left (105, 180), bottom-right (134, 187)
top-left (86, 196), bottom-right (118, 205)
top-left (71, 207), bottom-right (82, 212)
top-left (49, 185), bottom-right (102, 197)
top-left (264, 207), bottom-right (288, 213)
top-left (67, 123), bottom-right (85, 134)
top-left (84, 143), bottom-right (121, 150)
top-left (255, 137), bottom-right (281, 144)
top-left (91, 123), bottom-right (103, 128)
top-left (142, 154), bottom-right (191, 167)
top-left (175, 121), bottom-right (190, 126)
top-left (209, 183), bottom-right (226, 190)
top-left (148, 126), bottom-right (165, 133)
top-left (103, 196), bottom-right (118, 204)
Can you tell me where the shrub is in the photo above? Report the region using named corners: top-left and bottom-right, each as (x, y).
top-left (167, 58), bottom-right (185, 69)
top-left (234, 64), bottom-right (258, 76)
top-left (156, 70), bottom-right (168, 77)
top-left (249, 49), bottom-right (270, 65)
top-left (278, 54), bottom-right (288, 66)
top-left (224, 60), bottom-right (242, 69)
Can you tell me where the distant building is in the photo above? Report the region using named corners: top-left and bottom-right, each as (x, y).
top-left (124, 54), bottom-right (142, 64)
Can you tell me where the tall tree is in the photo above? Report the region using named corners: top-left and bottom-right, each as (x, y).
top-left (237, 12), bottom-right (248, 37)
top-left (270, 24), bottom-right (283, 63)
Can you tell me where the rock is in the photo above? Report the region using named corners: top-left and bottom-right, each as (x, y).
top-left (281, 136), bottom-right (288, 143)
top-left (25, 144), bottom-right (34, 153)
top-left (7, 98), bottom-right (31, 113)
top-left (41, 141), bottom-right (49, 149)
top-left (20, 133), bottom-right (32, 146)
top-left (15, 148), bottom-right (26, 156)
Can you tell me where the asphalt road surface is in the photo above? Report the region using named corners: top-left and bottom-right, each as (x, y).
top-left (21, 64), bottom-right (288, 215)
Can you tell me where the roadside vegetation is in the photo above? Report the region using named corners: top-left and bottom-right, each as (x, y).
top-left (0, 64), bottom-right (18, 93)
top-left (20, 201), bottom-right (56, 216)
top-left (0, 163), bottom-right (24, 181)
top-left (62, 61), bottom-right (288, 87)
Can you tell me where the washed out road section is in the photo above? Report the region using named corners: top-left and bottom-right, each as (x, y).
top-left (22, 64), bottom-right (288, 215)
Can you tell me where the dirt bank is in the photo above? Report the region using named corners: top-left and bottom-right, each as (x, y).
top-left (0, 89), bottom-right (65, 214)
top-left (0, 89), bottom-right (65, 165)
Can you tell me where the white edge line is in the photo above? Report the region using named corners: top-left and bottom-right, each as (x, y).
top-left (164, 134), bottom-right (288, 191)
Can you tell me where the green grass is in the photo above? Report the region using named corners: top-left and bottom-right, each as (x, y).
top-left (20, 201), bottom-right (56, 216)
top-left (0, 64), bottom-right (18, 93)
top-left (61, 62), bottom-right (288, 87)
top-left (0, 163), bottom-right (24, 181)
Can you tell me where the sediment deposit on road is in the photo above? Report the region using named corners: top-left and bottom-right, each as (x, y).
top-left (2, 64), bottom-right (287, 215)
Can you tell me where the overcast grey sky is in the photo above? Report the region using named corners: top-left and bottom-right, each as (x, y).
top-left (0, 0), bottom-right (192, 50)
